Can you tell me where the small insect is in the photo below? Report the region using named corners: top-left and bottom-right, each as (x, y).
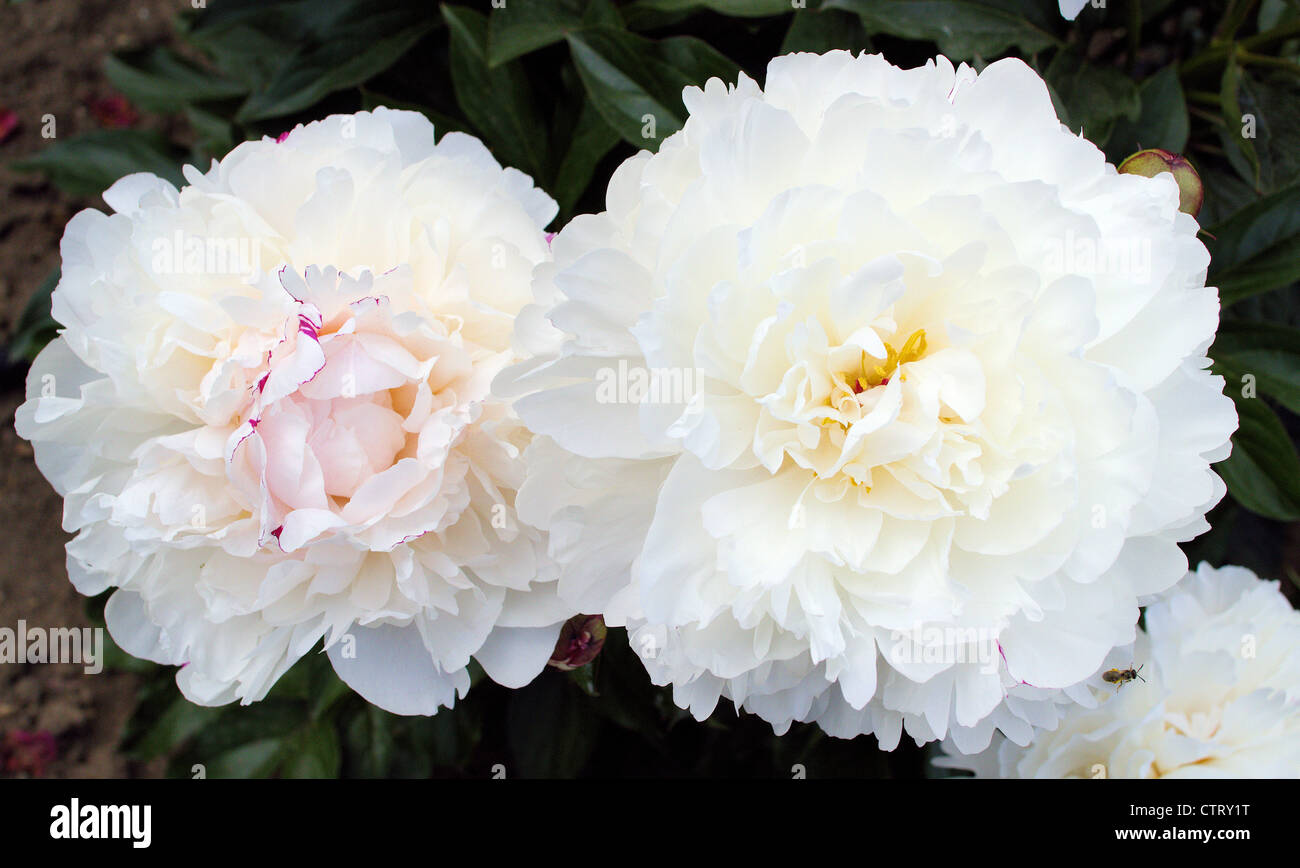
top-left (1101, 663), bottom-right (1145, 692)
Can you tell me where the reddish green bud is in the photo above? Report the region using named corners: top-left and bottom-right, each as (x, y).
top-left (548, 614), bottom-right (607, 671)
top-left (1117, 148), bottom-right (1204, 218)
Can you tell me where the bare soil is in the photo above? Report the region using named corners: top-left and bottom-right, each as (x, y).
top-left (0, 0), bottom-right (184, 779)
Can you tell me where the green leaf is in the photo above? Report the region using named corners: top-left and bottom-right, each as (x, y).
top-left (781, 6), bottom-right (872, 54)
top-left (1045, 46), bottom-right (1141, 147)
top-left (586, 628), bottom-right (669, 752)
top-left (309, 666), bottom-right (353, 720)
top-left (656, 35), bottom-right (743, 83)
top-left (506, 671), bottom-right (597, 778)
top-left (203, 738), bottom-right (285, 779)
top-left (182, 0), bottom-right (319, 92)
top-left (1200, 166), bottom-right (1262, 226)
top-left (443, 4), bottom-right (551, 181)
top-left (416, 703), bottom-right (483, 770)
top-left (625, 0), bottom-right (795, 17)
top-left (486, 0), bottom-right (587, 67)
top-left (345, 706), bottom-right (396, 777)
top-left (184, 105), bottom-right (237, 166)
top-left (567, 27), bottom-right (739, 148)
top-left (568, 662), bottom-right (599, 696)
top-left (1258, 0), bottom-right (1300, 32)
top-left (103, 47), bottom-right (247, 113)
top-left (124, 696), bottom-right (223, 761)
top-left (1216, 395), bottom-right (1300, 521)
top-left (235, 5), bottom-right (436, 121)
top-left (280, 721), bottom-right (342, 778)
top-left (188, 700), bottom-right (305, 759)
top-left (1106, 64), bottom-right (1189, 160)
top-left (9, 267), bottom-right (59, 364)
top-left (552, 95), bottom-right (622, 215)
top-left (11, 129), bottom-right (185, 197)
top-left (1206, 184), bottom-right (1300, 303)
top-left (1212, 320), bottom-right (1300, 414)
top-left (825, 0), bottom-right (1060, 60)
top-left (1220, 65), bottom-right (1300, 194)
top-left (1220, 51), bottom-right (1263, 190)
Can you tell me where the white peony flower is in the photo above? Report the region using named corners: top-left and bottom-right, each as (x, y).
top-left (498, 51), bottom-right (1237, 750)
top-left (15, 108), bottom-right (571, 713)
top-left (1058, 0), bottom-right (1089, 21)
top-left (940, 564), bottom-right (1300, 777)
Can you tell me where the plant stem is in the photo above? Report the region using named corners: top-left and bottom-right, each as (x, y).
top-left (1237, 49), bottom-right (1300, 73)
top-left (1214, 0), bottom-right (1261, 44)
top-left (1182, 18), bottom-right (1300, 78)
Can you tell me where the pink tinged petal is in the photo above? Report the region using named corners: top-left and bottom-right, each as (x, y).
top-left (473, 624), bottom-right (566, 688)
top-left (297, 337), bottom-right (409, 400)
top-left (309, 402), bottom-right (406, 498)
top-left (338, 457), bottom-right (425, 525)
top-left (224, 420), bottom-right (259, 463)
top-left (260, 329), bottom-right (326, 405)
top-left (249, 408), bottom-right (329, 517)
top-left (327, 622), bottom-right (468, 716)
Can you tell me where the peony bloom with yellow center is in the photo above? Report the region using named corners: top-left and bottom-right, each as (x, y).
top-left (498, 51), bottom-right (1237, 750)
top-left (940, 564), bottom-right (1300, 777)
top-left (15, 109), bottom-right (572, 713)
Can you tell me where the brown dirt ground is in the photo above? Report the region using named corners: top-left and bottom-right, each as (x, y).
top-left (0, 0), bottom-right (185, 779)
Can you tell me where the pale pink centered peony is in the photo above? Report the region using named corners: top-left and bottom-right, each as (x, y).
top-left (16, 109), bottom-right (570, 712)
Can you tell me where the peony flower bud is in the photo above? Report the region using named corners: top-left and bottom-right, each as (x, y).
top-left (1117, 148), bottom-right (1204, 218)
top-left (548, 615), bottom-right (607, 671)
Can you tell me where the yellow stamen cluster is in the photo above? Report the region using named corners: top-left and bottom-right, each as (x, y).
top-left (853, 329), bottom-right (927, 393)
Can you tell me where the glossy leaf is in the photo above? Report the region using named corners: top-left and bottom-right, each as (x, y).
top-left (507, 671), bottom-right (597, 778)
top-left (567, 27), bottom-right (739, 148)
top-left (1045, 47), bottom-right (1141, 147)
top-left (11, 129), bottom-right (185, 197)
top-left (781, 6), bottom-right (872, 54)
top-left (8, 267), bottom-right (60, 364)
top-left (235, 5), bottom-right (436, 121)
top-left (1206, 184), bottom-right (1300, 303)
top-left (626, 0), bottom-right (795, 17)
top-left (1107, 65), bottom-right (1189, 160)
top-left (552, 95), bottom-right (623, 215)
top-left (826, 0), bottom-right (1060, 60)
top-left (1220, 52), bottom-right (1263, 190)
top-left (1212, 320), bottom-right (1300, 414)
top-left (443, 4), bottom-right (551, 181)
top-left (1217, 395), bottom-right (1300, 521)
top-left (104, 47), bottom-right (247, 113)
top-left (486, 0), bottom-right (588, 66)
